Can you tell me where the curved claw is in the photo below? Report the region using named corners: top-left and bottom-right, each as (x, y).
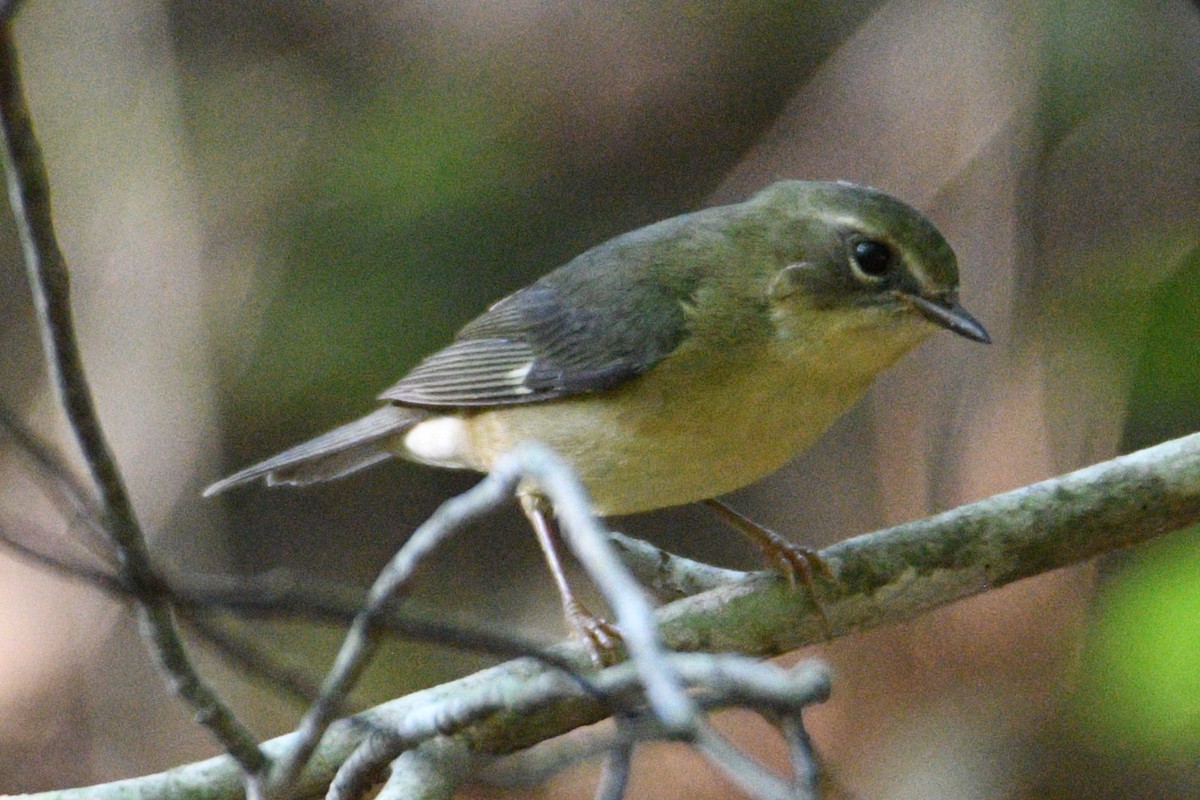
top-left (758, 533), bottom-right (835, 588)
top-left (565, 599), bottom-right (624, 666)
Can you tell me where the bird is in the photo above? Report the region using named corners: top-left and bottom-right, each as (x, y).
top-left (205, 179), bottom-right (990, 652)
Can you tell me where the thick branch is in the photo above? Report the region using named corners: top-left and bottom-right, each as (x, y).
top-left (658, 430), bottom-right (1200, 654)
top-left (16, 431), bottom-right (1200, 800)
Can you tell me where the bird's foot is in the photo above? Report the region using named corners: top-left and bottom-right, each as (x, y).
top-left (564, 599), bottom-right (624, 666)
top-left (703, 499), bottom-right (836, 638)
top-left (752, 525), bottom-right (835, 588)
top-left (752, 531), bottom-right (835, 639)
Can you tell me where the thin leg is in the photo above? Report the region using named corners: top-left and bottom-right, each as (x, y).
top-left (520, 493), bottom-right (622, 664)
top-left (702, 498), bottom-right (834, 636)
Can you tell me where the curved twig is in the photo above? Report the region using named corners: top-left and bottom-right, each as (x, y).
top-left (0, 24), bottom-right (265, 779)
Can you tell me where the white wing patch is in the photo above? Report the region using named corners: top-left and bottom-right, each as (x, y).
top-left (505, 362), bottom-right (534, 389)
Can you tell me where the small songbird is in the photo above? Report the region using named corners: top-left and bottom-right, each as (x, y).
top-left (205, 180), bottom-right (989, 649)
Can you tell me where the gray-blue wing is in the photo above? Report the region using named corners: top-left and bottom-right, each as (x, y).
top-left (381, 278), bottom-right (690, 408)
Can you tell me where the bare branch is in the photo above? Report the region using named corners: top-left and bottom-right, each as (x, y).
top-left (0, 404), bottom-right (115, 566)
top-left (0, 26), bottom-right (140, 571)
top-left (330, 655), bottom-right (827, 800)
top-left (12, 430), bottom-right (1200, 800)
top-left (0, 24), bottom-right (264, 779)
top-left (592, 735), bottom-right (634, 800)
top-left (0, 517), bottom-right (123, 592)
top-left (375, 738), bottom-right (473, 800)
top-left (515, 444), bottom-right (697, 734)
top-left (176, 611), bottom-right (325, 709)
top-left (0, 492), bottom-right (581, 694)
top-left (484, 657), bottom-right (830, 794)
top-left (170, 570), bottom-right (571, 668)
top-left (270, 444), bottom-right (696, 793)
top-left (779, 713), bottom-right (820, 800)
top-left (608, 531), bottom-right (749, 600)
top-left (691, 722), bottom-right (801, 800)
top-left (657, 430), bottom-right (1200, 655)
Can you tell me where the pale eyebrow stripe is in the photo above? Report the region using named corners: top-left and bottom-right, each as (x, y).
top-left (821, 211), bottom-right (947, 294)
top-left (904, 254), bottom-right (937, 292)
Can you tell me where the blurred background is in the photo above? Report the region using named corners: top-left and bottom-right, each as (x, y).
top-left (1, 0), bottom-right (1199, 796)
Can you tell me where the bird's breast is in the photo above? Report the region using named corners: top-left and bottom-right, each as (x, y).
top-left (459, 335), bottom-right (882, 516)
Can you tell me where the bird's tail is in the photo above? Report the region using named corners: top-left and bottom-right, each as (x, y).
top-left (203, 405), bottom-right (428, 496)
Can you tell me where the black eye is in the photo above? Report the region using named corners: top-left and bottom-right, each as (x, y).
top-left (852, 239), bottom-right (894, 278)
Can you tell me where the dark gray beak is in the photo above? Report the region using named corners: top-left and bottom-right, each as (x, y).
top-left (904, 293), bottom-right (991, 344)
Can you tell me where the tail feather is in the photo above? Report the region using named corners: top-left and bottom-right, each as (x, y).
top-left (203, 405), bottom-right (427, 496)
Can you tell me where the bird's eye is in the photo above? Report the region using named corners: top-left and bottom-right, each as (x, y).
top-left (851, 239), bottom-right (894, 279)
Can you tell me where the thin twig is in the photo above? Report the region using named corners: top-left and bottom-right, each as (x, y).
top-left (593, 729), bottom-right (634, 800)
top-left (327, 730), bottom-right (406, 800)
top-left (0, 504), bottom-right (581, 688)
top-left (270, 444), bottom-right (696, 792)
top-left (779, 713), bottom-right (820, 800)
top-left (478, 657), bottom-right (830, 796)
top-left (516, 445), bottom-right (697, 735)
top-left (266, 451), bottom-right (539, 789)
top-left (12, 431), bottom-right (1200, 800)
top-left (176, 610), bottom-right (326, 709)
top-left (691, 721), bottom-right (800, 800)
top-left (0, 518), bottom-right (124, 592)
top-left (0, 404), bottom-right (116, 566)
top-left (171, 570), bottom-right (574, 668)
top-left (0, 25), bottom-right (265, 778)
top-left (0, 26), bottom-right (142, 572)
top-left (333, 654), bottom-right (823, 800)
top-left (608, 531), bottom-right (748, 601)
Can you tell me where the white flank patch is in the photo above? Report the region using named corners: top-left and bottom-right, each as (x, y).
top-left (402, 416), bottom-right (470, 468)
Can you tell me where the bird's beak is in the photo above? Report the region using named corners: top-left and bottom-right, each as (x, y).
top-left (903, 293), bottom-right (991, 344)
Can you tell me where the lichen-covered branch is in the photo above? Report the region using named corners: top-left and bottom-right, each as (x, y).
top-left (657, 430), bottom-right (1200, 655)
top-left (15, 430), bottom-right (1200, 800)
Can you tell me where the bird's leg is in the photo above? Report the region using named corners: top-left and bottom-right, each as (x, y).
top-left (702, 498), bottom-right (834, 636)
top-left (520, 493), bottom-right (623, 665)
